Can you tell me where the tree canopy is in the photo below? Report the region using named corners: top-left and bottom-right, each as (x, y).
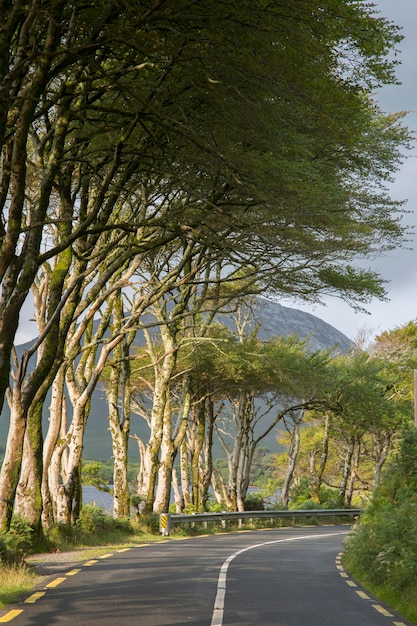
top-left (0, 0), bottom-right (413, 530)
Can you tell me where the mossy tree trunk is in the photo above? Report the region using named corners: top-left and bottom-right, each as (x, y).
top-left (14, 401), bottom-right (44, 539)
top-left (106, 295), bottom-right (134, 518)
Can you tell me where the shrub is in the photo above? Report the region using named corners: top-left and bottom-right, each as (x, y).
top-left (136, 513), bottom-right (160, 534)
top-left (76, 504), bottom-right (133, 536)
top-left (0, 517), bottom-right (34, 564)
top-left (344, 426), bottom-right (417, 596)
top-left (289, 499), bottom-right (323, 510)
top-left (46, 523), bottom-right (75, 548)
top-left (243, 493), bottom-right (265, 511)
top-left (77, 504), bottom-right (107, 534)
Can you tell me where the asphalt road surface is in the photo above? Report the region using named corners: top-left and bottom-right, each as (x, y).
top-left (0, 525), bottom-right (414, 626)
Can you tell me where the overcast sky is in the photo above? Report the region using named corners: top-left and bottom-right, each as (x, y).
top-left (282, 0), bottom-right (417, 341)
top-left (15, 1), bottom-right (417, 345)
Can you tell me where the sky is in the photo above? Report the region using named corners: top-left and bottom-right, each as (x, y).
top-left (14, 1), bottom-right (417, 345)
top-left (282, 0), bottom-right (417, 341)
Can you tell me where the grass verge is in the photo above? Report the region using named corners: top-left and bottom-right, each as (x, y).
top-left (0, 563), bottom-right (39, 609)
top-left (342, 559), bottom-right (417, 625)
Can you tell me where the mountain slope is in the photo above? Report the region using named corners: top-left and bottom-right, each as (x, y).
top-left (256, 298), bottom-right (352, 352)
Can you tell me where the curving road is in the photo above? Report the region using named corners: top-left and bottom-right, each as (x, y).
top-left (0, 525), bottom-right (413, 626)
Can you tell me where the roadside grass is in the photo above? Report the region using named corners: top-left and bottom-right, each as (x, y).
top-left (342, 559), bottom-right (417, 625)
top-left (0, 563), bottom-right (38, 609)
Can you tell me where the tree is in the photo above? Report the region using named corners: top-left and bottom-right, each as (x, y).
top-left (1, 1), bottom-right (410, 416)
top-left (1, 0), bottom-right (412, 530)
top-left (275, 346), bottom-right (409, 507)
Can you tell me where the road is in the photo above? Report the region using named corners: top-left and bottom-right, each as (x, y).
top-left (0, 525), bottom-right (414, 626)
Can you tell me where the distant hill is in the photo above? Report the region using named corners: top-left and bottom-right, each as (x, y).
top-left (0, 299), bottom-right (351, 461)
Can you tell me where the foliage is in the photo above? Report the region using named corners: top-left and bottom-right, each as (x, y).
top-left (76, 505), bottom-right (132, 536)
top-left (0, 0), bottom-right (413, 531)
top-left (205, 498), bottom-right (225, 513)
top-left (0, 518), bottom-right (34, 564)
top-left (343, 426), bottom-right (417, 620)
top-left (81, 462), bottom-right (110, 492)
top-left (45, 506), bottom-right (133, 550)
top-left (243, 494), bottom-right (265, 511)
top-left (135, 514), bottom-right (160, 535)
top-left (372, 320), bottom-right (417, 408)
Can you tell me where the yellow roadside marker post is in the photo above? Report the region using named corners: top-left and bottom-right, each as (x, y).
top-left (159, 513), bottom-right (170, 536)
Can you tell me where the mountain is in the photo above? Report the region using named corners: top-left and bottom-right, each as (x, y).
top-left (256, 297), bottom-right (352, 352)
top-left (0, 300), bottom-right (352, 460)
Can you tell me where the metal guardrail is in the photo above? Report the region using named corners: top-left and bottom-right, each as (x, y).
top-left (159, 508), bottom-right (362, 535)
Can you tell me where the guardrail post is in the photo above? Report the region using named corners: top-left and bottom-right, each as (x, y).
top-left (159, 513), bottom-right (171, 536)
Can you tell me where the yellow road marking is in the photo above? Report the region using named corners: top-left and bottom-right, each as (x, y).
top-left (84, 559), bottom-right (98, 566)
top-left (339, 572), bottom-right (348, 578)
top-left (98, 553), bottom-right (113, 559)
top-left (346, 580), bottom-right (357, 587)
top-left (66, 568), bottom-right (81, 576)
top-left (117, 548), bottom-right (131, 553)
top-left (336, 564), bottom-right (344, 570)
top-left (25, 591), bottom-right (46, 603)
top-left (356, 590), bottom-right (370, 600)
top-left (393, 622), bottom-right (407, 626)
top-left (46, 577), bottom-right (66, 588)
top-left (372, 604), bottom-right (393, 617)
top-left (0, 610), bottom-right (24, 622)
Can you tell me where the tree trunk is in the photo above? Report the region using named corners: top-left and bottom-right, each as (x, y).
top-left (211, 469), bottom-right (233, 509)
top-left (236, 398), bottom-right (256, 512)
top-left (345, 438), bottom-right (361, 506)
top-left (107, 343), bottom-right (132, 517)
top-left (153, 390), bottom-right (175, 513)
top-left (280, 419), bottom-right (300, 507)
top-left (137, 321), bottom-right (177, 511)
top-left (109, 405), bottom-right (131, 518)
top-left (14, 400), bottom-right (44, 538)
top-left (180, 440), bottom-right (191, 510)
top-left (0, 392), bottom-right (26, 531)
top-left (190, 401), bottom-right (206, 511)
top-left (42, 365), bottom-right (67, 528)
top-left (226, 393), bottom-right (249, 511)
top-left (171, 468), bottom-right (184, 513)
top-left (309, 414), bottom-right (330, 504)
top-left (372, 432), bottom-right (391, 488)
top-left (338, 436), bottom-right (355, 506)
top-left (153, 376), bottom-right (190, 513)
top-left (200, 397), bottom-right (215, 511)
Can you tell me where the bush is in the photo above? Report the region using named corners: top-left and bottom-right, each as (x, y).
top-left (243, 493), bottom-right (265, 511)
top-left (0, 517), bottom-right (34, 564)
top-left (344, 426), bottom-right (417, 597)
top-left (77, 504), bottom-right (108, 534)
top-left (76, 504), bottom-right (133, 535)
top-left (47, 523), bottom-right (75, 548)
top-left (289, 499), bottom-right (323, 511)
top-left (45, 505), bottom-right (133, 548)
top-left (136, 513), bottom-right (160, 534)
